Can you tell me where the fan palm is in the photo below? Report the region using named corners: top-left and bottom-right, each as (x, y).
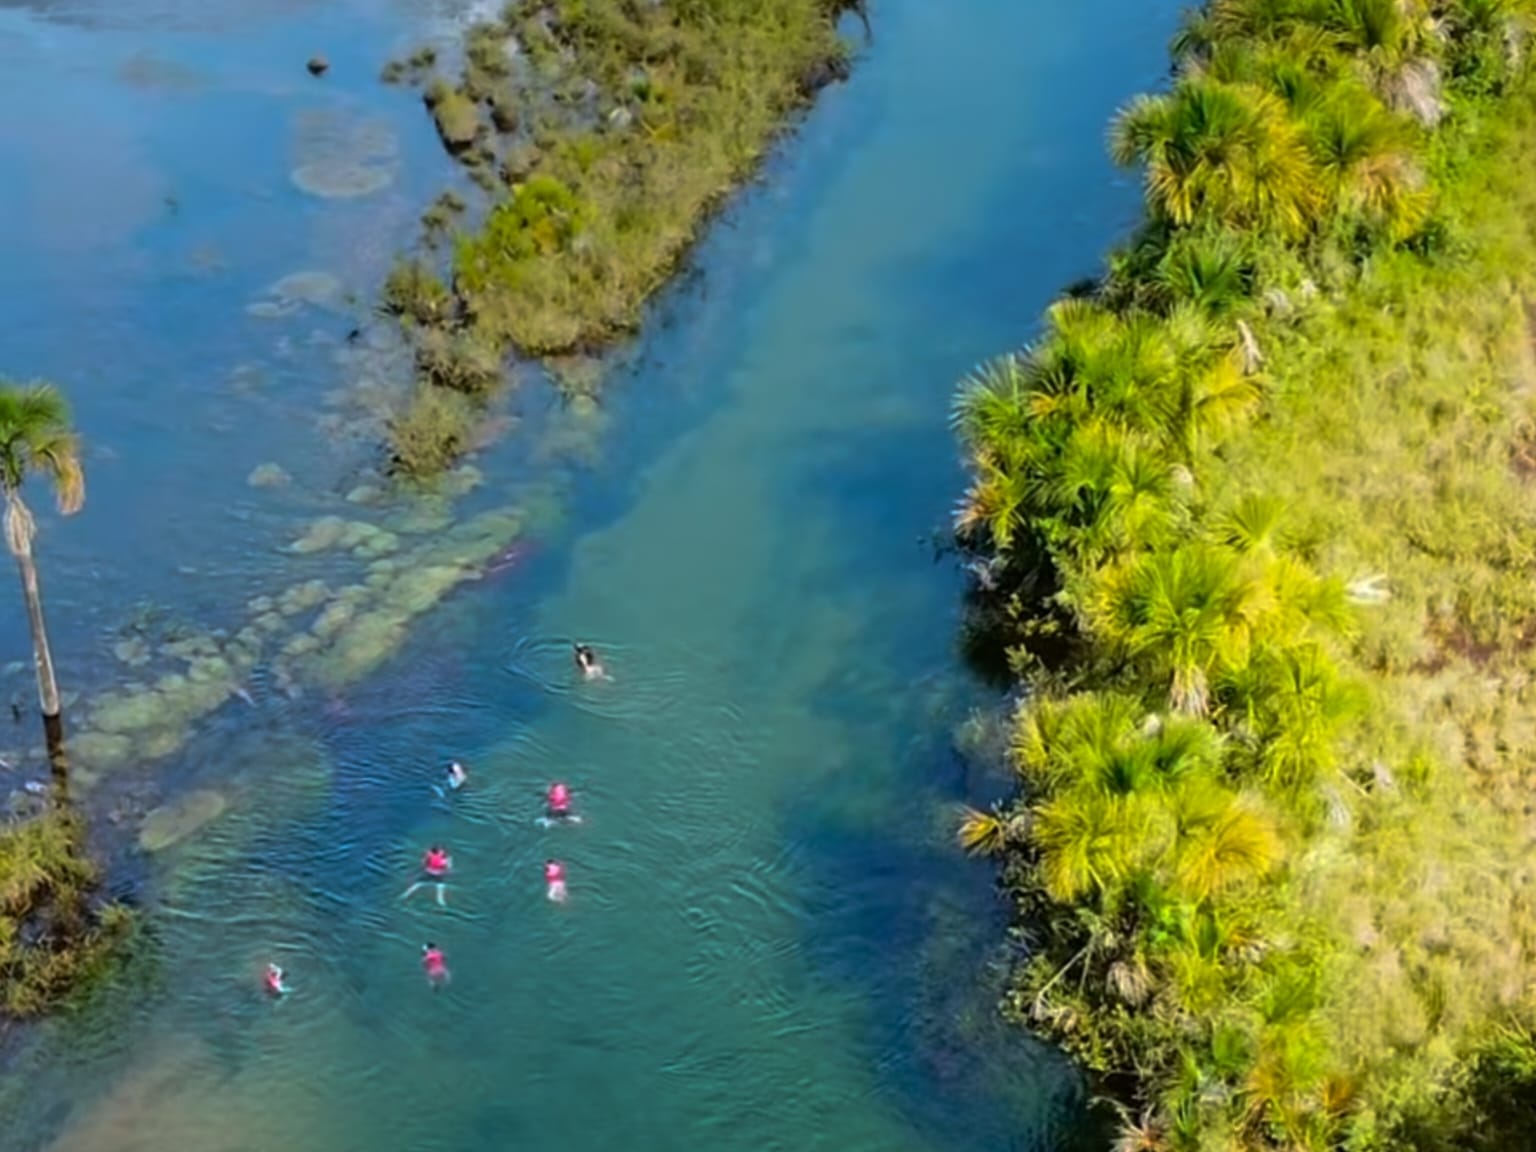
top-left (0, 383), bottom-right (84, 761)
top-left (1111, 78), bottom-right (1322, 237)
top-left (956, 805), bottom-right (1010, 855)
top-left (1303, 82), bottom-right (1427, 233)
top-left (1170, 785), bottom-right (1281, 900)
top-left (1033, 789), bottom-right (1152, 902)
top-left (1154, 228), bottom-right (1255, 316)
top-left (1092, 544), bottom-right (1256, 715)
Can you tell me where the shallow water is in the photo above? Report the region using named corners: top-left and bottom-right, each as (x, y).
top-left (0, 0), bottom-right (1180, 1148)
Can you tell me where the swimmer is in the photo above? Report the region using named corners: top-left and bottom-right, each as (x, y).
top-left (422, 942), bottom-right (450, 986)
top-left (264, 963), bottom-right (290, 997)
top-left (573, 643), bottom-right (608, 681)
top-left (401, 845), bottom-right (453, 906)
top-left (545, 859), bottom-right (568, 903)
top-left (432, 761), bottom-right (468, 799)
top-left (537, 781), bottom-right (582, 827)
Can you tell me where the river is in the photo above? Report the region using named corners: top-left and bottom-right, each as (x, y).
top-left (0, 0), bottom-right (1180, 1148)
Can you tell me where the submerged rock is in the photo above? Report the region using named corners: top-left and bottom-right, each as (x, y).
top-left (278, 579), bottom-right (330, 616)
top-left (290, 110), bottom-right (399, 200)
top-left (386, 500), bottom-right (454, 535)
top-left (90, 690), bottom-right (167, 735)
top-left (139, 789), bottom-right (228, 852)
top-left (72, 731), bottom-right (134, 772)
top-left (287, 516), bottom-right (349, 554)
top-left (245, 299), bottom-right (301, 320)
top-left (247, 462), bottom-right (292, 489)
top-left (112, 637), bottom-right (151, 667)
top-left (270, 270), bottom-right (345, 312)
top-left (309, 611), bottom-right (407, 688)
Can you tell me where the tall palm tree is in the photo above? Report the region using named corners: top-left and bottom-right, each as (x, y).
top-left (0, 383), bottom-right (84, 764)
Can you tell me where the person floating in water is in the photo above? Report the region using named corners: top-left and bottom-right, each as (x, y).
top-left (402, 845), bottom-right (453, 906)
top-left (434, 760), bottom-right (468, 798)
top-left (545, 859), bottom-right (568, 903)
top-left (573, 643), bottom-right (608, 681)
top-left (264, 963), bottom-right (290, 997)
top-left (422, 942), bottom-right (450, 986)
top-left (537, 781), bottom-right (582, 827)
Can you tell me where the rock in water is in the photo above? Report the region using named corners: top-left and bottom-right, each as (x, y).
top-left (247, 462), bottom-right (291, 489)
top-left (139, 789), bottom-right (228, 852)
top-left (307, 56), bottom-right (329, 77)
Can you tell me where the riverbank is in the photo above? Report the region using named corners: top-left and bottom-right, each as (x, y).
top-left (952, 2), bottom-right (1536, 1147)
top-left (380, 0), bottom-right (862, 475)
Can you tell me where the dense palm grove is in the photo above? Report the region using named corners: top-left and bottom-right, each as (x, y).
top-left (951, 0), bottom-right (1536, 1147)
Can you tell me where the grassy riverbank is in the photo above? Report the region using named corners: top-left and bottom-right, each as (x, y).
top-left (951, 1), bottom-right (1536, 1146)
top-left (1, 811), bottom-right (129, 1018)
top-left (382, 0), bottom-right (858, 475)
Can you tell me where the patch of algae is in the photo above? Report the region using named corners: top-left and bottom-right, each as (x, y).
top-left (138, 789), bottom-right (228, 852)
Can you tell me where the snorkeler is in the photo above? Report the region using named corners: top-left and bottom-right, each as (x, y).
top-left (402, 845), bottom-right (453, 906)
top-left (432, 761), bottom-right (468, 799)
top-left (422, 942), bottom-right (450, 986)
top-left (264, 963), bottom-right (290, 997)
top-left (573, 643), bottom-right (607, 681)
top-left (545, 859), bottom-right (568, 903)
top-left (537, 781), bottom-right (582, 827)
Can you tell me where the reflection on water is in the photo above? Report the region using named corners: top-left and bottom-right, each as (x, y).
top-left (0, 0), bottom-right (1183, 1149)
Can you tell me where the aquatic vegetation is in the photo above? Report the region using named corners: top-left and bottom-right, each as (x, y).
top-left (379, 0), bottom-right (861, 473)
top-left (420, 189), bottom-right (467, 240)
top-left (138, 789), bottom-right (227, 853)
top-left (0, 812), bottom-right (129, 1016)
top-left (952, 1), bottom-right (1536, 1146)
top-left (387, 383), bottom-right (476, 477)
top-left (289, 109), bottom-right (399, 200)
top-left (424, 78), bottom-right (483, 153)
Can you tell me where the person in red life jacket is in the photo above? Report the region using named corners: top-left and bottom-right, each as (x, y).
top-left (422, 942), bottom-right (450, 986)
top-left (545, 859), bottom-right (567, 903)
top-left (402, 845), bottom-right (453, 906)
top-left (264, 962), bottom-right (290, 997)
top-left (538, 781), bottom-right (582, 827)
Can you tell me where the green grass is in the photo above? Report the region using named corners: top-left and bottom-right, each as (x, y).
top-left (445, 0), bottom-right (848, 354)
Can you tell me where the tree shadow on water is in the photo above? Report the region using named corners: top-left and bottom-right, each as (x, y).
top-left (782, 782), bottom-right (1098, 1152)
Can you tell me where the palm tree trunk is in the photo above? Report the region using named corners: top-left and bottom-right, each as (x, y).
top-left (7, 494), bottom-right (67, 772)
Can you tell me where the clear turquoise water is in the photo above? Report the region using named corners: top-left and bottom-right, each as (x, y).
top-left (0, 0), bottom-right (1181, 1148)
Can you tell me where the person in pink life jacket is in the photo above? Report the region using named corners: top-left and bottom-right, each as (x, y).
top-left (538, 782), bottom-right (582, 827)
top-left (422, 942), bottom-right (450, 986)
top-left (402, 845), bottom-right (453, 906)
top-left (545, 859), bottom-right (567, 903)
top-left (264, 962), bottom-right (290, 997)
